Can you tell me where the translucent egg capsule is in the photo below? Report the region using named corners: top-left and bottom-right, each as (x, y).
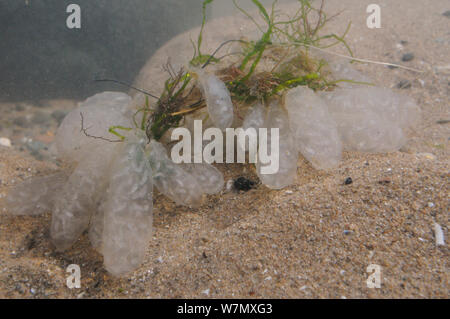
top-left (321, 87), bottom-right (420, 153)
top-left (284, 86), bottom-right (342, 170)
top-left (180, 163), bottom-right (224, 195)
top-left (5, 172), bottom-right (68, 216)
top-left (257, 101), bottom-right (298, 189)
top-left (102, 132), bottom-right (153, 277)
top-left (238, 102), bottom-right (266, 155)
top-left (197, 72), bottom-right (234, 131)
top-left (55, 92), bottom-right (132, 163)
top-left (50, 146), bottom-right (116, 252)
top-left (149, 141), bottom-right (204, 207)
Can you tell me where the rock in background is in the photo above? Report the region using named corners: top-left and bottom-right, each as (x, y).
top-left (0, 0), bottom-right (204, 102)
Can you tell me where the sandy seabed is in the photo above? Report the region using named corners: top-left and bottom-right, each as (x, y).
top-left (0, 0), bottom-right (448, 298)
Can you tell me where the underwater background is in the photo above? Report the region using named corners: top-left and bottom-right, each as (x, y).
top-left (0, 0), bottom-right (292, 102)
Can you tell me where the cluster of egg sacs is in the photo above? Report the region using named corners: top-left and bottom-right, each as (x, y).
top-left (242, 84), bottom-right (420, 189)
top-left (6, 61), bottom-right (419, 276)
top-left (6, 92), bottom-right (224, 276)
top-left (194, 64), bottom-right (420, 189)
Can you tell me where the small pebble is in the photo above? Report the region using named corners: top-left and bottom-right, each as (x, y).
top-left (77, 292), bottom-right (86, 299)
top-left (0, 137), bottom-right (12, 147)
top-left (344, 177), bottom-right (353, 185)
top-left (15, 284), bottom-right (24, 294)
top-left (435, 65), bottom-right (450, 73)
top-left (434, 223), bottom-right (445, 246)
top-left (443, 10), bottom-right (450, 18)
top-left (201, 289), bottom-right (210, 296)
top-left (417, 153), bottom-right (436, 161)
top-left (225, 179), bottom-right (234, 192)
top-left (397, 80), bottom-right (412, 89)
top-left (299, 285), bottom-right (308, 291)
top-left (402, 53), bottom-right (414, 62)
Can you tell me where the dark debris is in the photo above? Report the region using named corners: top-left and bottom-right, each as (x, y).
top-left (344, 177), bottom-right (353, 185)
top-left (234, 177), bottom-right (256, 192)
